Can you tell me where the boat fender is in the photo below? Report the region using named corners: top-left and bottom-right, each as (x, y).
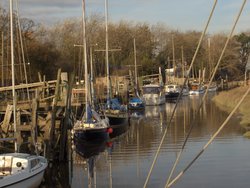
top-left (107, 128), bottom-right (113, 134)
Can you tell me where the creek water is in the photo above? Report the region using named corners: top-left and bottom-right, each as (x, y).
top-left (45, 94), bottom-right (250, 188)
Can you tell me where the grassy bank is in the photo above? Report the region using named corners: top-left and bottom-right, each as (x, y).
top-left (212, 86), bottom-right (250, 135)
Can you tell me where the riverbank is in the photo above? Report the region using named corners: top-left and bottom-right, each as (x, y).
top-left (212, 86), bottom-right (250, 137)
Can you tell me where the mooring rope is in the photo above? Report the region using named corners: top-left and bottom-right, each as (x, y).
top-left (167, 85), bottom-right (250, 187)
top-left (142, 1), bottom-right (218, 187)
top-left (166, 0), bottom-right (247, 187)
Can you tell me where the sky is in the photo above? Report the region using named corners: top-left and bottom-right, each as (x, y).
top-left (1, 0), bottom-right (250, 33)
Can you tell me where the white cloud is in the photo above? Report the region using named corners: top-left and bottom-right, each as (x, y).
top-left (1, 0), bottom-right (249, 32)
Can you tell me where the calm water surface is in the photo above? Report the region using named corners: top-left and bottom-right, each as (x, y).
top-left (70, 95), bottom-right (250, 188)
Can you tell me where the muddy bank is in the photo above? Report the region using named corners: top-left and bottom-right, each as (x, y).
top-left (212, 86), bottom-right (250, 132)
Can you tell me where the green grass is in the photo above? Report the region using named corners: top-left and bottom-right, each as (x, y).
top-left (243, 131), bottom-right (250, 138)
top-left (212, 86), bottom-right (250, 128)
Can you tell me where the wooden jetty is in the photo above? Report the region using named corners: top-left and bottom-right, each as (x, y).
top-left (0, 69), bottom-right (75, 162)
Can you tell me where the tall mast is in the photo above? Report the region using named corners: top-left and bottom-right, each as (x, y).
top-left (1, 32), bottom-right (4, 87)
top-left (82, 0), bottom-right (88, 119)
top-left (105, 0), bottom-right (110, 101)
top-left (90, 46), bottom-right (94, 107)
top-left (172, 34), bottom-right (175, 75)
top-left (181, 45), bottom-right (184, 78)
top-left (134, 38), bottom-right (138, 89)
top-left (10, 0), bottom-right (17, 152)
top-left (16, 0), bottom-right (30, 101)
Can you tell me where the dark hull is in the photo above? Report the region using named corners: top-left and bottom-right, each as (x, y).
top-left (165, 92), bottom-right (180, 99)
top-left (107, 115), bottom-right (128, 128)
top-left (128, 105), bottom-right (145, 111)
top-left (106, 113), bottom-right (128, 126)
top-left (74, 128), bottom-right (109, 141)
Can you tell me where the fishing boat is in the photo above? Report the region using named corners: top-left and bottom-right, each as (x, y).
top-left (104, 0), bottom-right (128, 126)
top-left (0, 1), bottom-right (48, 187)
top-left (142, 84), bottom-right (165, 105)
top-left (73, 0), bottom-right (111, 141)
top-left (164, 84), bottom-right (181, 99)
top-left (0, 153), bottom-right (47, 188)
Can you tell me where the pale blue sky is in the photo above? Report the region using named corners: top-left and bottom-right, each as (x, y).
top-left (1, 0), bottom-right (250, 33)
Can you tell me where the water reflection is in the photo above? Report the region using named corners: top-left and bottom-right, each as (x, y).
top-left (74, 140), bottom-right (107, 159)
top-left (71, 95), bottom-right (250, 188)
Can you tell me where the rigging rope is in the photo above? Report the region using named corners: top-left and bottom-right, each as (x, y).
top-left (143, 1), bottom-right (218, 187)
top-left (16, 0), bottom-right (30, 101)
top-left (166, 0), bottom-right (247, 187)
top-left (167, 85), bottom-right (250, 187)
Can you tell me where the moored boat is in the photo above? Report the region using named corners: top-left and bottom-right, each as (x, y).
top-left (189, 82), bottom-right (205, 95)
top-left (128, 97), bottom-right (145, 110)
top-left (206, 82), bottom-right (218, 92)
top-left (181, 85), bottom-right (189, 96)
top-left (164, 84), bottom-right (181, 99)
top-left (0, 153), bottom-right (47, 188)
top-left (105, 98), bottom-right (128, 126)
top-left (142, 84), bottom-right (165, 105)
top-left (73, 0), bottom-right (111, 142)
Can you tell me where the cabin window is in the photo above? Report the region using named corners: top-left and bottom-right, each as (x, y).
top-left (30, 159), bottom-right (40, 169)
top-left (143, 87), bottom-right (160, 94)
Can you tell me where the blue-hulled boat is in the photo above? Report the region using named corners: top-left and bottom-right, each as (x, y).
top-left (128, 97), bottom-right (145, 110)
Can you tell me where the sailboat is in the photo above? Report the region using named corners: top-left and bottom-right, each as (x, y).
top-left (73, 0), bottom-right (111, 141)
top-left (103, 0), bottom-right (128, 126)
top-left (128, 38), bottom-right (145, 111)
top-left (0, 1), bottom-right (47, 187)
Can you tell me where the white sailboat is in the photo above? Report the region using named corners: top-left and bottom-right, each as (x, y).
top-left (0, 1), bottom-right (47, 187)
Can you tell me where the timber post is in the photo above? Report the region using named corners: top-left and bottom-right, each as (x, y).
top-left (59, 72), bottom-right (74, 161)
top-left (48, 68), bottom-right (61, 160)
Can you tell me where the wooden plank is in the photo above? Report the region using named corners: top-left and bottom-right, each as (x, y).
top-left (0, 80), bottom-right (57, 92)
top-left (1, 105), bottom-right (13, 133)
top-left (59, 72), bottom-right (74, 161)
top-left (16, 109), bottom-right (22, 145)
top-left (49, 69), bottom-right (61, 160)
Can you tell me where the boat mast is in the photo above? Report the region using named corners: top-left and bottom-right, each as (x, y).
top-left (172, 34), bottom-right (175, 82)
top-left (90, 46), bottom-right (95, 107)
top-left (134, 38), bottom-right (138, 89)
top-left (105, 0), bottom-right (111, 102)
top-left (10, 0), bottom-right (17, 152)
top-left (82, 0), bottom-right (88, 120)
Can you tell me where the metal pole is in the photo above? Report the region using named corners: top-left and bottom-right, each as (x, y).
top-left (10, 0), bottom-right (17, 152)
top-left (1, 32), bottom-right (4, 86)
top-left (82, 0), bottom-right (88, 119)
top-left (134, 38), bottom-right (138, 88)
top-left (90, 46), bottom-right (95, 107)
top-left (16, 0), bottom-right (30, 101)
top-left (172, 34), bottom-right (175, 79)
top-left (105, 0), bottom-right (110, 102)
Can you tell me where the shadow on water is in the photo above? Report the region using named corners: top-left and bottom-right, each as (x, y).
top-left (109, 120), bottom-right (130, 139)
top-left (74, 139), bottom-right (107, 159)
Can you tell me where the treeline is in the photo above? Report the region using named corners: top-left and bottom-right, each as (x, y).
top-left (1, 6), bottom-right (250, 85)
